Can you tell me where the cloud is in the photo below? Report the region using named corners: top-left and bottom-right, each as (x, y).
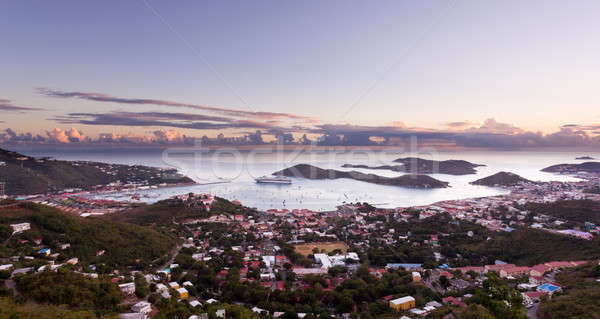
top-left (52, 111), bottom-right (284, 131)
top-left (153, 129), bottom-right (184, 143)
top-left (465, 118), bottom-right (524, 135)
top-left (0, 99), bottom-right (44, 112)
top-left (4, 117), bottom-right (600, 148)
top-left (38, 88), bottom-right (317, 123)
top-left (445, 121), bottom-right (475, 128)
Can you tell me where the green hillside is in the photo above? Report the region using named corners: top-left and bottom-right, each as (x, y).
top-left (0, 202), bottom-right (176, 269)
top-left (0, 148), bottom-right (193, 195)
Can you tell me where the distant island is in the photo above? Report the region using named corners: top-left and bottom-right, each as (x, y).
top-left (575, 156), bottom-right (595, 160)
top-left (541, 162), bottom-right (600, 174)
top-left (0, 148), bottom-right (193, 195)
top-left (342, 157), bottom-right (484, 175)
top-left (342, 157), bottom-right (483, 175)
top-left (274, 164), bottom-right (449, 188)
top-left (471, 171), bottom-right (534, 187)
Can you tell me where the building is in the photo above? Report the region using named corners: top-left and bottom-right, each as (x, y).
top-left (10, 223), bottom-right (30, 234)
top-left (389, 296), bottom-right (416, 311)
top-left (131, 301), bottom-right (152, 315)
top-left (119, 314), bottom-right (144, 319)
top-left (177, 287), bottom-right (189, 299)
top-left (168, 282), bottom-right (180, 290)
top-left (499, 266), bottom-right (531, 278)
top-left (118, 282), bottom-right (136, 295)
top-left (412, 271), bottom-right (421, 283)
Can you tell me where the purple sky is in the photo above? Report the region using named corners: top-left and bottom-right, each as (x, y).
top-left (1, 1), bottom-right (600, 147)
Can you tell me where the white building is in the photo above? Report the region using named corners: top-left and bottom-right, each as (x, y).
top-left (131, 301), bottom-right (152, 315)
top-left (10, 223), bottom-right (30, 234)
top-left (118, 282), bottom-right (136, 295)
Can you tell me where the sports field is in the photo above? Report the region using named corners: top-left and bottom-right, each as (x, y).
top-left (294, 242), bottom-right (349, 256)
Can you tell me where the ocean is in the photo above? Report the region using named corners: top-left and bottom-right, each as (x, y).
top-left (18, 148), bottom-right (598, 211)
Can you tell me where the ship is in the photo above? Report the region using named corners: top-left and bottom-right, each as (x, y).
top-left (255, 175), bottom-right (292, 184)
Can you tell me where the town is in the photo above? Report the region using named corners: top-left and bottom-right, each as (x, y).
top-left (2, 168), bottom-right (600, 318)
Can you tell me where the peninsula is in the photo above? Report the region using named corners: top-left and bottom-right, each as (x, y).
top-left (274, 164), bottom-right (449, 188)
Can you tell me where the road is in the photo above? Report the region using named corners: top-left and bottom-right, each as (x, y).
top-left (527, 303), bottom-right (539, 319)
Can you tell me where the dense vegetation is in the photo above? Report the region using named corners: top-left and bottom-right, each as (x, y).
top-left (107, 196), bottom-right (259, 226)
top-left (522, 199), bottom-right (600, 225)
top-left (392, 157), bottom-right (484, 175)
top-left (471, 171), bottom-right (533, 186)
top-left (0, 147), bottom-right (192, 195)
top-left (428, 273), bottom-right (526, 319)
top-left (450, 228), bottom-right (600, 266)
top-left (0, 202), bottom-right (176, 269)
top-left (14, 269), bottom-right (123, 316)
top-left (537, 262), bottom-right (600, 318)
top-left (0, 297), bottom-right (111, 319)
top-left (342, 158), bottom-right (483, 176)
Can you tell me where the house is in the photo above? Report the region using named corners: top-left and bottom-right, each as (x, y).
top-left (119, 314), bottom-right (145, 319)
top-left (443, 296), bottom-right (467, 308)
top-left (412, 272), bottom-right (421, 283)
top-left (118, 282), bottom-right (136, 295)
top-left (38, 248), bottom-right (51, 256)
top-left (10, 223), bottom-right (30, 234)
top-left (522, 291), bottom-right (547, 304)
top-left (206, 298), bottom-right (218, 304)
top-left (155, 283), bottom-right (168, 293)
top-left (177, 287), bottom-right (189, 299)
top-left (131, 301), bottom-right (152, 315)
top-left (169, 282), bottom-right (180, 290)
top-left (215, 309), bottom-right (226, 318)
top-left (500, 266), bottom-right (531, 278)
top-left (66, 258), bottom-right (78, 265)
top-left (530, 264), bottom-right (552, 277)
top-left (252, 307), bottom-right (266, 314)
top-left (389, 296), bottom-right (416, 311)
top-left (189, 300), bottom-right (201, 307)
top-left (0, 264), bottom-right (13, 271)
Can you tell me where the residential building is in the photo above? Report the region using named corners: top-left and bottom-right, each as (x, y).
top-left (389, 296), bottom-right (416, 311)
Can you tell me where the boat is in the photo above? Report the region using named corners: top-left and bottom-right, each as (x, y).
top-left (255, 175), bottom-right (292, 184)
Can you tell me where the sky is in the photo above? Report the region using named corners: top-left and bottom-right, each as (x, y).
top-left (1, 0), bottom-right (600, 148)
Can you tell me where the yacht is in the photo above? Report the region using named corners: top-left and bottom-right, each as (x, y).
top-left (255, 175), bottom-right (292, 184)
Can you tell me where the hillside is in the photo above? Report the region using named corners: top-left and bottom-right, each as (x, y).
top-left (537, 262), bottom-right (600, 318)
top-left (342, 158), bottom-right (483, 175)
top-left (541, 161), bottom-right (600, 174)
top-left (521, 200), bottom-right (600, 225)
top-left (107, 195), bottom-right (259, 225)
top-left (0, 148), bottom-right (193, 195)
top-left (0, 202), bottom-right (176, 268)
top-left (274, 164), bottom-right (449, 188)
top-left (392, 157), bottom-right (484, 175)
top-left (471, 171), bottom-right (533, 187)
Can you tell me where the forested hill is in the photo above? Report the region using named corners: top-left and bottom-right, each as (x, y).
top-left (0, 148), bottom-right (193, 195)
top-left (106, 195), bottom-right (260, 226)
top-left (471, 171), bottom-right (533, 187)
top-left (0, 201), bottom-right (176, 269)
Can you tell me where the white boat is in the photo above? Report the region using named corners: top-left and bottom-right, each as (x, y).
top-left (255, 175), bottom-right (292, 184)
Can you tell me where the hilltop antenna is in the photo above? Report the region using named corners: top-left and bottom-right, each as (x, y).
top-left (0, 182), bottom-right (5, 198)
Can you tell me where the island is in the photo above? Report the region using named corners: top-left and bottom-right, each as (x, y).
top-left (0, 148), bottom-right (194, 195)
top-left (273, 164), bottom-right (449, 188)
top-left (541, 162), bottom-right (600, 174)
top-left (342, 157), bottom-right (483, 175)
top-left (575, 156), bottom-right (595, 160)
top-left (470, 171), bottom-right (534, 187)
